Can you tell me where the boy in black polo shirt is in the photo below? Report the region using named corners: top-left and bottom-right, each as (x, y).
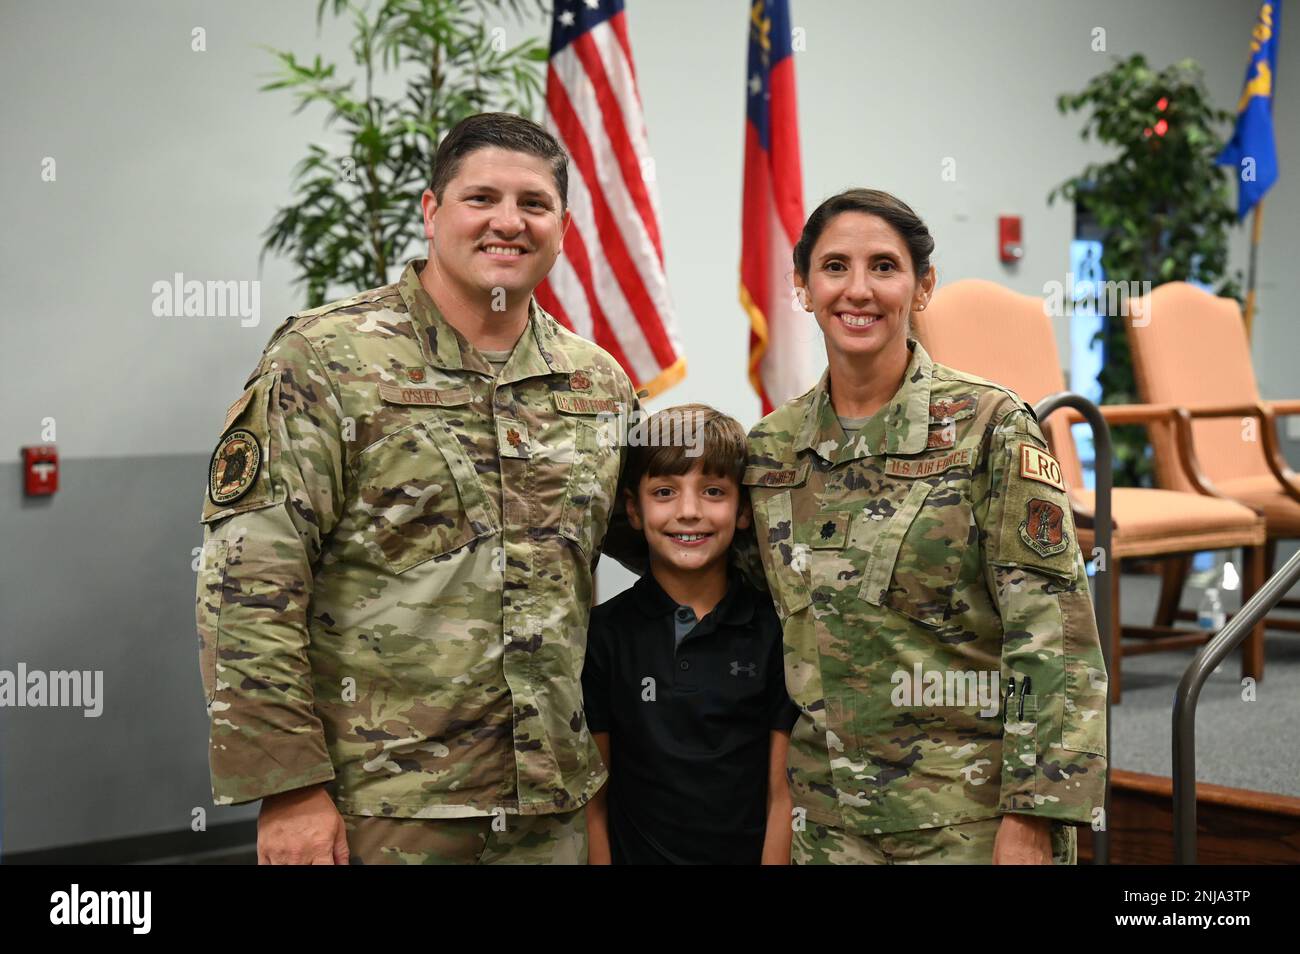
top-left (583, 404), bottom-right (798, 865)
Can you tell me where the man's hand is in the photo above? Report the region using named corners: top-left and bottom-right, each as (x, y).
top-left (257, 784), bottom-right (349, 865)
top-left (992, 813), bottom-right (1053, 865)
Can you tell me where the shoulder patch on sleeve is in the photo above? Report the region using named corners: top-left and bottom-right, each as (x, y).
top-left (1019, 443), bottom-right (1066, 491)
top-left (209, 429), bottom-right (261, 505)
top-left (1019, 497), bottom-right (1069, 558)
top-left (992, 431), bottom-right (1079, 578)
top-left (201, 372), bottom-right (280, 523)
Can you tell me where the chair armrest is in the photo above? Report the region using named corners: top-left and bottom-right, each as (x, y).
top-left (1182, 402), bottom-right (1264, 420)
top-left (1060, 403), bottom-right (1179, 426)
top-left (1059, 404), bottom-right (1206, 499)
top-left (1170, 409), bottom-right (1242, 502)
top-left (1265, 399), bottom-right (1300, 417)
top-left (1167, 404), bottom-right (1300, 508)
top-left (1064, 400), bottom-right (1300, 507)
top-left (1255, 404), bottom-right (1300, 505)
top-left (1172, 403), bottom-right (1300, 505)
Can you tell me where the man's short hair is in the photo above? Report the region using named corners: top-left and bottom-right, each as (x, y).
top-left (430, 112), bottom-right (569, 210)
top-left (623, 404), bottom-right (748, 499)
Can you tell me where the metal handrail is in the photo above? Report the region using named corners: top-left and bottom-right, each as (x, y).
top-left (1034, 391), bottom-right (1113, 866)
top-left (1173, 547), bottom-right (1300, 863)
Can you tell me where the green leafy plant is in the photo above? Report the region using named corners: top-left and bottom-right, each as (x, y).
top-left (261, 0), bottom-right (549, 306)
top-left (1051, 54), bottom-right (1242, 486)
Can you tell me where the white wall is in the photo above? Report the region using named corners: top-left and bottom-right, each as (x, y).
top-left (3, 0), bottom-right (1292, 461)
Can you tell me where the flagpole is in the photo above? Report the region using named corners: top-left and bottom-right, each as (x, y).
top-left (1244, 200), bottom-right (1264, 340)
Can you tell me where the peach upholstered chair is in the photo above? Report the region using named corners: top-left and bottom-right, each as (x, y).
top-left (914, 279), bottom-right (1267, 702)
top-left (1127, 281), bottom-right (1300, 644)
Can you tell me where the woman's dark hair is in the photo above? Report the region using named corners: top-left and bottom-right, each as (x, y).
top-left (792, 188), bottom-right (934, 280)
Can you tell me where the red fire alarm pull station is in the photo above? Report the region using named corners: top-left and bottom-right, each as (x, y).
top-left (998, 216), bottom-right (1023, 263)
top-left (23, 446), bottom-right (58, 496)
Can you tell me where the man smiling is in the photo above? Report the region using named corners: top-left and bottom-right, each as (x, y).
top-left (194, 113), bottom-right (638, 864)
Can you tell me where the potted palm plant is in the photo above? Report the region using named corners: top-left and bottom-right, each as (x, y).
top-left (261, 0), bottom-right (549, 306)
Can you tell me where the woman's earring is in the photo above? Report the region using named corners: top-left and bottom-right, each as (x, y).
top-left (797, 289), bottom-right (811, 310)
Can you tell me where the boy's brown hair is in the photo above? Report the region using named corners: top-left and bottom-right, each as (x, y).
top-left (622, 403), bottom-right (748, 499)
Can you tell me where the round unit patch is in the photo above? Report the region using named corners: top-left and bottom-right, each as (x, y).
top-left (209, 429), bottom-right (261, 506)
top-left (1019, 497), bottom-right (1069, 558)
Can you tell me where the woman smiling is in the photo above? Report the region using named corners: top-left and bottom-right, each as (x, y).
top-left (743, 189), bottom-right (1108, 865)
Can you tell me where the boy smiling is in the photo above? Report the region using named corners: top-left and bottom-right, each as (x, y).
top-left (582, 405), bottom-right (798, 865)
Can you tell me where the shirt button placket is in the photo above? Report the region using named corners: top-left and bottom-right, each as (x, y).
top-left (674, 607), bottom-right (697, 688)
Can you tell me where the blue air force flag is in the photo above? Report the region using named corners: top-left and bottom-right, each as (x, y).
top-left (1218, 1), bottom-right (1282, 219)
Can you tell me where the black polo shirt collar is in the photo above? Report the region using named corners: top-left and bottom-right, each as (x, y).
top-left (630, 566), bottom-right (756, 641)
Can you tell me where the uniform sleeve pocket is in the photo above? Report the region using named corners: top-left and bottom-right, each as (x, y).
top-left (195, 538), bottom-right (229, 706)
top-left (1000, 695), bottom-right (1039, 811)
top-left (1061, 588), bottom-right (1108, 756)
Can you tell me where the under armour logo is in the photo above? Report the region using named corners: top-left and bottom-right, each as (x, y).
top-left (730, 661), bottom-right (757, 677)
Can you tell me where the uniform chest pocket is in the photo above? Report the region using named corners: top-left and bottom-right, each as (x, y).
top-left (860, 476), bottom-right (972, 628)
top-left (556, 416), bottom-right (622, 558)
top-left (742, 466), bottom-right (814, 620)
top-left (354, 417), bottom-right (498, 574)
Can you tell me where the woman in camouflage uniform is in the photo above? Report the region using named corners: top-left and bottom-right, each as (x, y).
top-left (743, 190), bottom-right (1108, 864)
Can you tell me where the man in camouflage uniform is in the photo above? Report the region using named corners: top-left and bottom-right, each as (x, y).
top-left (743, 338), bottom-right (1108, 864)
top-left (195, 113), bottom-right (637, 864)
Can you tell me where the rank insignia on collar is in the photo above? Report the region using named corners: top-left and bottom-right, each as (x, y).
top-left (569, 370), bottom-right (592, 391)
top-left (209, 429), bottom-right (260, 506)
top-left (1020, 498), bottom-right (1069, 557)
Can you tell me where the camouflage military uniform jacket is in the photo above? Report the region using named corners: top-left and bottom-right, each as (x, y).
top-left (743, 340), bottom-right (1107, 835)
top-left (195, 260), bottom-right (635, 817)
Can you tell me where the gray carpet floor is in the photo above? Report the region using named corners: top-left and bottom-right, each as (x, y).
top-left (1113, 572), bottom-right (1300, 797)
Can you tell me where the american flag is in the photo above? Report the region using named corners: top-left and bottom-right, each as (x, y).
top-left (536, 0), bottom-right (684, 399)
top-left (740, 0), bottom-right (807, 414)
